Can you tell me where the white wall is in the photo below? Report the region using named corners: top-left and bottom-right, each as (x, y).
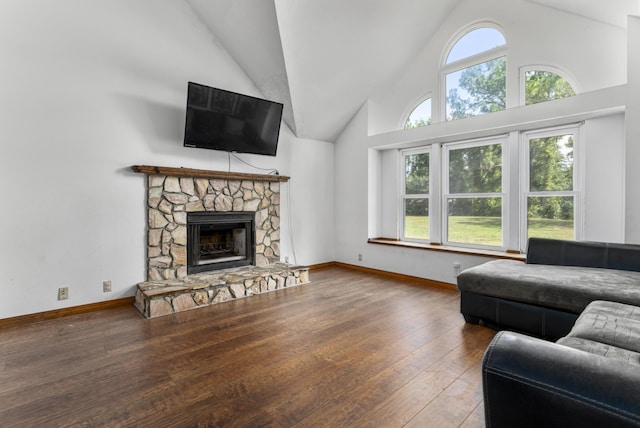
top-left (626, 15), bottom-right (640, 244)
top-left (286, 137), bottom-right (335, 265)
top-left (334, 105), bottom-right (371, 267)
top-left (0, 0), bottom-right (333, 319)
top-left (334, 0), bottom-right (632, 285)
top-left (583, 114), bottom-right (625, 242)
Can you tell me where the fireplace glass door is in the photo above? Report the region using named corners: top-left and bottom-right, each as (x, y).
top-left (187, 212), bottom-right (255, 274)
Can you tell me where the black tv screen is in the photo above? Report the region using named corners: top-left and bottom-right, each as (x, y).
top-left (183, 82), bottom-right (283, 156)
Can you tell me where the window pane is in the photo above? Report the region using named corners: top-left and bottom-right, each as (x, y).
top-left (530, 135), bottom-right (573, 192)
top-left (404, 198), bottom-right (429, 240)
top-left (449, 144), bottom-right (502, 194)
top-left (446, 56), bottom-right (506, 121)
top-left (446, 28), bottom-right (506, 64)
top-left (525, 70), bottom-right (575, 105)
top-left (527, 196), bottom-right (574, 240)
top-left (405, 153), bottom-right (429, 194)
top-left (447, 197), bottom-right (502, 246)
top-left (404, 99), bottom-right (432, 129)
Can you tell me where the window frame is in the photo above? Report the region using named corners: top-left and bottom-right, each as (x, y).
top-left (399, 147), bottom-right (433, 243)
top-left (402, 95), bottom-right (432, 130)
top-left (442, 136), bottom-right (508, 250)
top-left (396, 125), bottom-right (583, 253)
top-left (519, 124), bottom-right (583, 251)
top-left (441, 23), bottom-right (507, 122)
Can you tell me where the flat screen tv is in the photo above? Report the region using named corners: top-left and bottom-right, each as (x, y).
top-left (183, 82), bottom-right (283, 156)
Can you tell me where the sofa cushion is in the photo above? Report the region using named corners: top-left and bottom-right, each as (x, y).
top-left (608, 243), bottom-right (640, 272)
top-left (564, 300), bottom-right (640, 353)
top-left (525, 238), bottom-right (640, 272)
top-left (457, 259), bottom-right (640, 313)
top-left (527, 239), bottom-right (609, 267)
top-left (556, 336), bottom-right (640, 367)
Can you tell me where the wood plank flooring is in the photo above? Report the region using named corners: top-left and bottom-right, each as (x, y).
top-left (0, 265), bottom-right (496, 427)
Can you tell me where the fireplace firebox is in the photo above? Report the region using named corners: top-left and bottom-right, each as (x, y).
top-left (187, 212), bottom-right (255, 274)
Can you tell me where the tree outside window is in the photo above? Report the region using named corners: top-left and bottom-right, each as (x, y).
top-left (398, 127), bottom-right (579, 251)
top-left (444, 27), bottom-right (506, 121)
top-left (525, 70), bottom-right (575, 105)
top-left (402, 150), bottom-right (430, 241)
top-left (404, 98), bottom-right (432, 129)
top-left (445, 140), bottom-right (504, 248)
top-left (525, 132), bottom-right (576, 241)
top-left (446, 57), bottom-right (506, 120)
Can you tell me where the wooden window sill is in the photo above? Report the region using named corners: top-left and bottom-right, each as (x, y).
top-left (367, 238), bottom-right (526, 261)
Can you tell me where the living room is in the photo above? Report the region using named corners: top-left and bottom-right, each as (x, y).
top-left (1, 0), bottom-right (639, 425)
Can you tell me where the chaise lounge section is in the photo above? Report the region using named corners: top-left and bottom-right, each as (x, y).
top-left (482, 299), bottom-right (640, 427)
top-left (457, 237), bottom-right (640, 339)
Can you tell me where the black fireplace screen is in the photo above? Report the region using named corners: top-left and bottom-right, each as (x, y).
top-left (186, 212), bottom-right (255, 274)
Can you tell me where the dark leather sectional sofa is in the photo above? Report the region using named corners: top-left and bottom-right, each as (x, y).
top-left (458, 237), bottom-right (640, 339)
top-left (457, 238), bottom-right (640, 427)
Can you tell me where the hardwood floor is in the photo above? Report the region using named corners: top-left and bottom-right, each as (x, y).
top-left (0, 265), bottom-right (496, 427)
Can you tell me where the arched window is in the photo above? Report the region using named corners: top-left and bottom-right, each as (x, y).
top-left (523, 68), bottom-right (576, 105)
top-left (443, 26), bottom-right (506, 121)
top-left (446, 27), bottom-right (506, 64)
top-left (404, 98), bottom-right (432, 129)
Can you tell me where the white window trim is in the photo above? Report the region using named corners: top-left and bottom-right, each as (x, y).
top-left (396, 125), bottom-right (582, 253)
top-left (442, 135), bottom-right (509, 250)
top-left (430, 144), bottom-right (442, 243)
top-left (440, 23), bottom-right (507, 122)
top-left (441, 21), bottom-right (506, 67)
top-left (400, 94), bottom-right (432, 130)
top-left (519, 124), bottom-right (583, 251)
top-left (399, 147), bottom-right (432, 243)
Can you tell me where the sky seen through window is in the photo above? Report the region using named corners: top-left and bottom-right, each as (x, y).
top-left (446, 28), bottom-right (505, 64)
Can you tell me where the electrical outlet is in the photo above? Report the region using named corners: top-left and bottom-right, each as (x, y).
top-left (103, 280), bottom-right (112, 293)
top-left (358, 254), bottom-right (363, 262)
top-left (284, 256), bottom-right (290, 264)
top-left (58, 287), bottom-right (69, 300)
top-left (453, 262), bottom-right (461, 276)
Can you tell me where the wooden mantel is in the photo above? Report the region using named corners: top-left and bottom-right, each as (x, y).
top-left (131, 165), bottom-right (290, 182)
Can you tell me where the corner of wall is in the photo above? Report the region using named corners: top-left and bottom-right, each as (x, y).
top-left (625, 15), bottom-right (640, 243)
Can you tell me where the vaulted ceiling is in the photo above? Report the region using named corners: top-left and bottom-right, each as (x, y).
top-left (186, 0), bottom-right (639, 142)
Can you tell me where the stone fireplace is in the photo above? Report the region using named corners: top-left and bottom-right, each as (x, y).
top-left (142, 166), bottom-right (283, 280)
top-left (131, 165), bottom-right (309, 318)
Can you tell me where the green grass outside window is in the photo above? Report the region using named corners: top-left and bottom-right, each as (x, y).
top-left (405, 216), bottom-right (573, 246)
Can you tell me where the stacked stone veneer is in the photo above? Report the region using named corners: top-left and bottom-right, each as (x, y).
top-left (135, 263), bottom-right (310, 318)
top-left (146, 174), bottom-right (282, 280)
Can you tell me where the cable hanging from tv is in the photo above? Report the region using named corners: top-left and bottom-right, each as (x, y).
top-left (228, 152), bottom-right (279, 176)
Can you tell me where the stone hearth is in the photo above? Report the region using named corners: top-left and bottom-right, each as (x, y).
top-left (135, 263), bottom-right (309, 318)
top-left (131, 166), bottom-right (309, 319)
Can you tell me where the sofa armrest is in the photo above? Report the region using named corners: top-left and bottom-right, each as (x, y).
top-left (483, 331), bottom-right (640, 428)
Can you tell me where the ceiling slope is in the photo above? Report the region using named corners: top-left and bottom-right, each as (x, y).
top-left (186, 0), bottom-right (638, 143)
top-left (527, 0), bottom-right (639, 29)
top-left (273, 0), bottom-right (462, 141)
